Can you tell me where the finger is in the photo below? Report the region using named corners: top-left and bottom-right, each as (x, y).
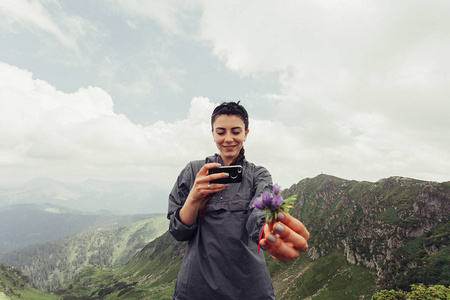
top-left (205, 182), bottom-right (228, 192)
top-left (198, 163), bottom-right (231, 183)
top-left (260, 241), bottom-right (292, 263)
top-left (260, 234), bottom-right (300, 262)
top-left (204, 162), bottom-right (222, 170)
top-left (277, 212), bottom-right (310, 241)
top-left (273, 222), bottom-right (309, 252)
top-left (262, 223), bottom-right (301, 262)
top-left (198, 163), bottom-right (222, 176)
top-left (207, 172), bottom-right (230, 183)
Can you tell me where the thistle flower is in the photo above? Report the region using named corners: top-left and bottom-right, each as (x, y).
top-left (253, 184), bottom-right (296, 223)
top-left (271, 194), bottom-right (283, 207)
top-left (262, 192), bottom-right (272, 206)
top-left (253, 197), bottom-right (264, 210)
top-left (272, 183), bottom-right (281, 195)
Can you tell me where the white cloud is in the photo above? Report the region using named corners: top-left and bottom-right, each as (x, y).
top-left (0, 62), bottom-right (215, 186)
top-left (1, 61), bottom-right (448, 192)
top-left (195, 0), bottom-right (450, 184)
top-left (0, 1), bottom-right (449, 190)
top-left (0, 0), bottom-right (95, 51)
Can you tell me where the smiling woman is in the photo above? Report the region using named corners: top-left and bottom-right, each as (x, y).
top-left (211, 101), bottom-right (249, 166)
top-left (167, 101), bottom-right (310, 300)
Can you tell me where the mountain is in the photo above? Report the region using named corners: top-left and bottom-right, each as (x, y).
top-left (1, 174), bottom-right (448, 299)
top-left (0, 203), bottom-right (159, 252)
top-left (0, 177), bottom-right (168, 214)
top-left (55, 230), bottom-right (187, 299)
top-left (282, 175), bottom-right (449, 290)
top-left (50, 174), bottom-right (449, 299)
top-left (0, 215), bottom-right (169, 292)
top-left (0, 264), bottom-right (58, 300)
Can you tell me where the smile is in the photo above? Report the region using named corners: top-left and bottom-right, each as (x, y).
top-left (223, 145), bottom-right (237, 150)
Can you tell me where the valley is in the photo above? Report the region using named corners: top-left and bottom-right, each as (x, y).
top-left (0, 174), bottom-right (448, 299)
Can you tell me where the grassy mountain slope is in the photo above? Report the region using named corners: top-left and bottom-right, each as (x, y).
top-left (55, 174), bottom-right (450, 299)
top-left (268, 250), bottom-right (377, 299)
top-left (282, 174), bottom-right (449, 290)
top-left (0, 264), bottom-right (58, 300)
top-left (0, 216), bottom-right (169, 291)
top-left (55, 231), bottom-right (185, 299)
top-left (5, 174), bottom-right (449, 299)
top-left (53, 238), bottom-right (377, 300)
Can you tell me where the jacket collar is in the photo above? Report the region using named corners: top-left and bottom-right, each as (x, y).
top-left (205, 153), bottom-right (246, 166)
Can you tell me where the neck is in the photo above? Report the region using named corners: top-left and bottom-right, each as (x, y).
top-left (221, 148), bottom-right (245, 166)
top-left (218, 155), bottom-right (232, 166)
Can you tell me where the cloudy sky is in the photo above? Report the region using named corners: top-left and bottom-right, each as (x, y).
top-left (1, 0), bottom-right (449, 192)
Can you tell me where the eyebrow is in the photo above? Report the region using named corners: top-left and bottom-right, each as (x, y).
top-left (215, 126), bottom-right (243, 131)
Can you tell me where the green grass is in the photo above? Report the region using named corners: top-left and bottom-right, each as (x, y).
top-left (378, 207), bottom-right (401, 224)
top-left (313, 265), bottom-right (377, 300)
top-left (0, 288), bottom-right (59, 300)
top-left (0, 264), bottom-right (59, 300)
top-left (270, 250), bottom-right (377, 300)
top-left (8, 174), bottom-right (447, 299)
top-left (403, 237), bottom-right (425, 255)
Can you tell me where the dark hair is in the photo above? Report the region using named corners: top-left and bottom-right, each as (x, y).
top-left (211, 101), bottom-right (249, 130)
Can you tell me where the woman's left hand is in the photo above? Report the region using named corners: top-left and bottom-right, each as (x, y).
top-left (260, 212), bottom-right (310, 263)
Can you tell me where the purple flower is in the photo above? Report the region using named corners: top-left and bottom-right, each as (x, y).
top-left (253, 183), bottom-right (296, 224)
top-left (271, 194), bottom-right (283, 207)
top-left (253, 197), bottom-right (264, 209)
top-left (262, 192), bottom-right (272, 206)
top-left (272, 184), bottom-right (281, 195)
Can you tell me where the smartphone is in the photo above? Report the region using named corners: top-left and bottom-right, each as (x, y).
top-left (208, 165), bottom-right (243, 184)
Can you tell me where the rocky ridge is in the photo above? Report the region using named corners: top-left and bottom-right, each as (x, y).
top-left (283, 175), bottom-right (449, 289)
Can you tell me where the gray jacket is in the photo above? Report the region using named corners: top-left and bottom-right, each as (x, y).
top-left (168, 154), bottom-right (276, 300)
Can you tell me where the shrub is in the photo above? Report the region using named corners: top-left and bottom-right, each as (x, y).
top-left (372, 284), bottom-right (449, 300)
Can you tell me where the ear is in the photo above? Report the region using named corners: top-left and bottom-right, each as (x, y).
top-left (244, 129), bottom-right (249, 140)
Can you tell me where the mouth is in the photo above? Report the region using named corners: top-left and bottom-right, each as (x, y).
top-left (222, 145), bottom-right (237, 151)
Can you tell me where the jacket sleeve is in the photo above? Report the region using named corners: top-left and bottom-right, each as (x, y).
top-left (246, 165), bottom-right (273, 244)
top-left (167, 162), bottom-right (199, 241)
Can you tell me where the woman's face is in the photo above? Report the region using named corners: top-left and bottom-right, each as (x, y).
top-left (212, 114), bottom-right (249, 166)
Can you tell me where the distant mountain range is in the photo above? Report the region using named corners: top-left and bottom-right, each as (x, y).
top-left (0, 215), bottom-right (169, 291)
top-left (0, 203), bottom-right (160, 252)
top-left (0, 177), bottom-right (168, 214)
top-left (1, 174), bottom-right (449, 299)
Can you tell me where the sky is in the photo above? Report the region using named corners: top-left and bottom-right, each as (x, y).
top-left (0, 0), bottom-right (449, 193)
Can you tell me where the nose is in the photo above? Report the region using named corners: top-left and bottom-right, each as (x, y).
top-left (224, 132), bottom-right (234, 142)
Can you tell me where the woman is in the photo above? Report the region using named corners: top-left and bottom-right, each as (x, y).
top-left (168, 101), bottom-right (309, 300)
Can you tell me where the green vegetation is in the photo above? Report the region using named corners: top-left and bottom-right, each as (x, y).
top-left (0, 216), bottom-right (169, 291)
top-left (372, 284), bottom-right (450, 299)
top-left (388, 226), bottom-right (449, 290)
top-left (270, 251), bottom-right (377, 300)
top-left (0, 264), bottom-right (58, 300)
top-left (54, 231), bottom-right (185, 299)
top-left (378, 207), bottom-right (401, 224)
top-left (56, 174), bottom-right (450, 299)
top-left (2, 174), bottom-right (449, 299)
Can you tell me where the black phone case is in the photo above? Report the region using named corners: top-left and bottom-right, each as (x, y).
top-left (209, 165), bottom-right (243, 184)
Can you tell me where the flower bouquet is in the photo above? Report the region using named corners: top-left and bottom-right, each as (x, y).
top-left (253, 184), bottom-right (296, 223)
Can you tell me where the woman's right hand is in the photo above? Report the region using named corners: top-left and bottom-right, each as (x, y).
top-left (189, 163), bottom-right (230, 203)
top-left (179, 163), bottom-right (229, 226)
